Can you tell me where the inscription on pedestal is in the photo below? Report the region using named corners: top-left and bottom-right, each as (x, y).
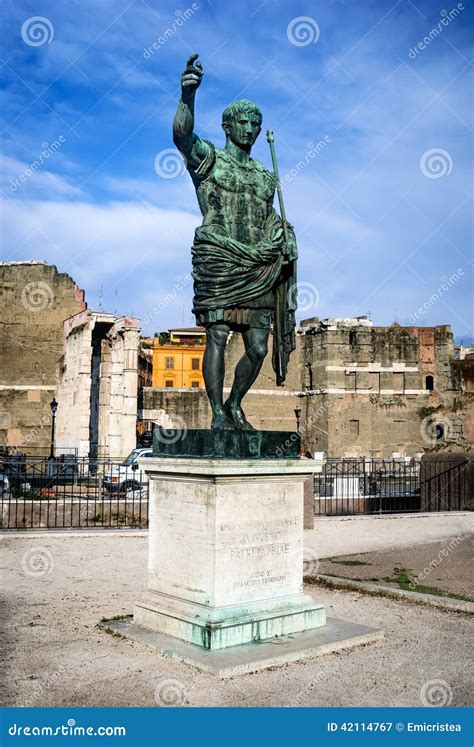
top-left (216, 501), bottom-right (302, 605)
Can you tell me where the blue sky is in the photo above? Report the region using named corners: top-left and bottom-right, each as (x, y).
top-left (1, 0), bottom-right (472, 339)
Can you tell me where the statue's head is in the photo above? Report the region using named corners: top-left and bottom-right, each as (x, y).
top-left (222, 99), bottom-right (262, 149)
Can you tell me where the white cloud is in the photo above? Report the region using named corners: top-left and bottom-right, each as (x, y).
top-left (1, 196), bottom-right (200, 330)
top-left (1, 155), bottom-right (79, 198)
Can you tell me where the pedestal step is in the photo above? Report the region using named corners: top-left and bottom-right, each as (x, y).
top-left (134, 591), bottom-right (326, 650)
top-left (102, 615), bottom-right (384, 677)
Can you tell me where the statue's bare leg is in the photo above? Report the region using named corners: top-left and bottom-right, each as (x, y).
top-left (203, 323), bottom-right (235, 429)
top-left (225, 327), bottom-right (269, 431)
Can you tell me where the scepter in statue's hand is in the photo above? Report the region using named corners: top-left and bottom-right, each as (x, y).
top-left (266, 130), bottom-right (290, 252)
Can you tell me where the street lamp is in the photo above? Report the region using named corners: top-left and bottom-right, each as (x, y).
top-left (294, 406), bottom-right (301, 433)
top-left (49, 398), bottom-right (58, 460)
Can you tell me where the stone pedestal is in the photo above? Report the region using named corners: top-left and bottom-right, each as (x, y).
top-left (134, 458), bottom-right (326, 650)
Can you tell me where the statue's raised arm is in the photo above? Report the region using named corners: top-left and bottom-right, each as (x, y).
top-left (173, 53), bottom-right (209, 171)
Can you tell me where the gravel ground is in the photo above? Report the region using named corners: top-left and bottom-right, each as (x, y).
top-left (318, 535), bottom-right (474, 599)
top-left (1, 532), bottom-right (472, 708)
top-left (308, 511), bottom-right (474, 559)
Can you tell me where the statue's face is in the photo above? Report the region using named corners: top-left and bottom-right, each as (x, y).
top-left (223, 112), bottom-right (262, 148)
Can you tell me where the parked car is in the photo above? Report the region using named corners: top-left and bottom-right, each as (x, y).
top-left (102, 448), bottom-right (152, 493)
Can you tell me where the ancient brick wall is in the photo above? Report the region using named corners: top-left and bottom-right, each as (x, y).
top-left (0, 261), bottom-right (86, 452)
top-left (299, 320), bottom-right (465, 458)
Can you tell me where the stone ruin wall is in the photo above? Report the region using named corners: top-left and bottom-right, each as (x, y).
top-left (0, 262), bottom-right (86, 453)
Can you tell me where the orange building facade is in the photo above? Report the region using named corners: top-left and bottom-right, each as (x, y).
top-left (152, 327), bottom-right (206, 389)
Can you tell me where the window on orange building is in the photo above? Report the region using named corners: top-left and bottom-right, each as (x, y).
top-left (165, 357), bottom-right (174, 369)
top-left (165, 380), bottom-right (174, 388)
top-left (192, 358), bottom-right (200, 370)
top-left (191, 381), bottom-right (199, 388)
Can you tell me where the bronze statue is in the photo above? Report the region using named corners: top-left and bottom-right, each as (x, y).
top-left (173, 53), bottom-right (297, 431)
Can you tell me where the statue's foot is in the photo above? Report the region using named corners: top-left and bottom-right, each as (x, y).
top-left (224, 401), bottom-right (255, 431)
top-left (211, 411), bottom-right (235, 430)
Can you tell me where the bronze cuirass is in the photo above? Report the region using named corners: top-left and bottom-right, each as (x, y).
top-left (196, 149), bottom-right (276, 245)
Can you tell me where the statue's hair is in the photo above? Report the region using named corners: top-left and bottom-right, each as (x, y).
top-left (222, 99), bottom-right (262, 127)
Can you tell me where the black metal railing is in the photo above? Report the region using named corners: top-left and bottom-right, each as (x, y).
top-left (314, 458), bottom-right (470, 515)
top-left (0, 455), bottom-right (149, 530)
top-left (315, 458), bottom-right (420, 516)
top-left (1, 454), bottom-right (469, 528)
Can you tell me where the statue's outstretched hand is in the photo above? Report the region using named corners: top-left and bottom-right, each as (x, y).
top-left (181, 53), bottom-right (203, 95)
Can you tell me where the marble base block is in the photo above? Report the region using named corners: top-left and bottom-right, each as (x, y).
top-left (134, 458), bottom-right (326, 650)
